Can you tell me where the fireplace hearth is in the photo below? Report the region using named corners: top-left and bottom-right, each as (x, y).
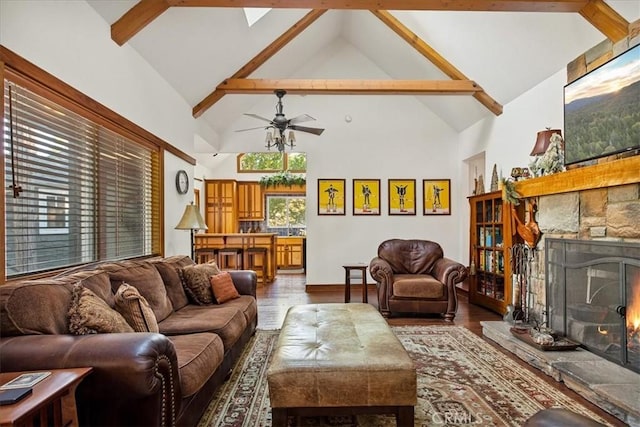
top-left (546, 238), bottom-right (640, 374)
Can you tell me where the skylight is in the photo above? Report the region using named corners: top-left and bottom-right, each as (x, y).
top-left (243, 8), bottom-right (271, 27)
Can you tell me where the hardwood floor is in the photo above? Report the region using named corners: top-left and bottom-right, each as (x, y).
top-left (257, 274), bottom-right (503, 332)
top-left (256, 274), bottom-right (626, 426)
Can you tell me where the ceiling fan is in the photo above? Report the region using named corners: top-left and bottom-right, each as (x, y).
top-left (236, 90), bottom-right (324, 152)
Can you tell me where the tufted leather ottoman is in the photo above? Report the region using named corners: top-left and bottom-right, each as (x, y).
top-left (267, 303), bottom-right (416, 426)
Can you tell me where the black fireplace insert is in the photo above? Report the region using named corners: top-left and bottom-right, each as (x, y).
top-left (545, 238), bottom-right (640, 374)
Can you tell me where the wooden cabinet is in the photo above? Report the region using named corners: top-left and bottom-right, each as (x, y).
top-left (204, 180), bottom-right (237, 233)
top-left (468, 191), bottom-right (522, 315)
top-left (237, 182), bottom-right (264, 220)
top-left (276, 237), bottom-right (305, 269)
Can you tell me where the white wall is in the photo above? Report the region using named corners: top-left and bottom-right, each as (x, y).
top-left (0, 0), bottom-right (208, 255)
top-left (202, 42), bottom-right (463, 285)
top-left (457, 69), bottom-right (568, 262)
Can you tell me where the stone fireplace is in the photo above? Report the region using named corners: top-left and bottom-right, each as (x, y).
top-left (524, 176), bottom-right (640, 332)
top-left (545, 238), bottom-right (640, 374)
top-left (484, 157), bottom-right (640, 425)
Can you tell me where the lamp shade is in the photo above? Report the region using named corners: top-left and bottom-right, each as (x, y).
top-left (175, 203), bottom-right (208, 230)
top-left (531, 129), bottom-right (562, 156)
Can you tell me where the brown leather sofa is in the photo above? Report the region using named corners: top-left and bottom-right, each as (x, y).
top-left (0, 255), bottom-right (257, 427)
top-left (369, 239), bottom-right (468, 321)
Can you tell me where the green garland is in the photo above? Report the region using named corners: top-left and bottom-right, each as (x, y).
top-left (501, 178), bottom-right (521, 205)
top-left (259, 171), bottom-right (306, 188)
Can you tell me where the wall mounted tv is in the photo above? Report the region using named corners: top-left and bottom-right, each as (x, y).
top-left (564, 44), bottom-right (640, 166)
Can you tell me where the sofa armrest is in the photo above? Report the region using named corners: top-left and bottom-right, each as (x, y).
top-left (0, 333), bottom-right (180, 425)
top-left (229, 270), bottom-right (257, 297)
top-left (432, 257), bottom-right (468, 288)
top-left (369, 257), bottom-right (394, 284)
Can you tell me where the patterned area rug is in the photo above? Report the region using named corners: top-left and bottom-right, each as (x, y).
top-left (197, 326), bottom-right (611, 426)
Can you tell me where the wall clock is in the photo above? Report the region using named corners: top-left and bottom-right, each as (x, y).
top-left (175, 170), bottom-right (189, 195)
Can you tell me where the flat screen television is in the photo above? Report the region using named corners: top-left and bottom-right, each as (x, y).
top-left (563, 44), bottom-right (640, 166)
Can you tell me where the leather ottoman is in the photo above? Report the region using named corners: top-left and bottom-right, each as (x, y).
top-left (267, 303), bottom-right (416, 426)
top-left (524, 408), bottom-right (606, 426)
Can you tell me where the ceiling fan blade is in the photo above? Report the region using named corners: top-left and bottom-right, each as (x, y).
top-left (244, 113), bottom-right (274, 124)
top-left (288, 114), bottom-right (316, 125)
top-left (235, 125), bottom-right (272, 132)
top-left (288, 125), bottom-right (325, 136)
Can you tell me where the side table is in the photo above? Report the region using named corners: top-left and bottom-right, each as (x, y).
top-left (0, 367), bottom-right (92, 427)
top-left (342, 263), bottom-right (369, 303)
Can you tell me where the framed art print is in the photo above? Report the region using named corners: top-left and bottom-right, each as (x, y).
top-left (318, 179), bottom-right (345, 215)
top-left (388, 179), bottom-right (416, 215)
top-left (423, 179), bottom-right (451, 215)
top-left (353, 179), bottom-right (380, 215)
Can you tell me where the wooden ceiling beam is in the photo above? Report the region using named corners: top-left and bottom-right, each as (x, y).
top-left (371, 9), bottom-right (503, 116)
top-left (192, 9), bottom-right (327, 118)
top-left (111, 0), bottom-right (171, 46)
top-left (579, 0), bottom-right (629, 42)
top-left (168, 0), bottom-right (589, 12)
top-left (216, 78), bottom-right (483, 95)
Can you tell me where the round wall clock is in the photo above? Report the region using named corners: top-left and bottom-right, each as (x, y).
top-left (175, 170), bottom-right (189, 195)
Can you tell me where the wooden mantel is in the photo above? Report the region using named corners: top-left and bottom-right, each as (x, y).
top-left (515, 155), bottom-right (640, 198)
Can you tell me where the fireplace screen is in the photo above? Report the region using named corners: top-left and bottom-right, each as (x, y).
top-left (546, 239), bottom-right (640, 374)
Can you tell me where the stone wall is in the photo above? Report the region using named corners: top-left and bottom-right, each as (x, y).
top-left (527, 183), bottom-right (640, 322)
top-left (525, 22), bottom-right (640, 323)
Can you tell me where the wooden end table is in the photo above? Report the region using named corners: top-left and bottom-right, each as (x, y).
top-left (342, 263), bottom-right (369, 303)
top-left (0, 367), bottom-right (92, 427)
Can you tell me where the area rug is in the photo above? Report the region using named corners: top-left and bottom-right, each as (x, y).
top-left (197, 326), bottom-right (612, 426)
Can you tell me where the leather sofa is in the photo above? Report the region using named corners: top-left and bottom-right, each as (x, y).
top-left (0, 255), bottom-right (257, 427)
top-left (369, 239), bottom-right (468, 321)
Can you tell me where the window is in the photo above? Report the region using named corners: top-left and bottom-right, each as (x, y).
top-left (237, 152), bottom-right (306, 173)
top-left (266, 195), bottom-right (306, 234)
top-left (243, 8), bottom-right (271, 26)
top-left (3, 72), bottom-right (161, 279)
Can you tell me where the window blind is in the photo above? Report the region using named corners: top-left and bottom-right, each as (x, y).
top-left (3, 80), bottom-right (160, 278)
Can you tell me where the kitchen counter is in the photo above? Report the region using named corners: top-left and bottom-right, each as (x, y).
top-left (194, 233), bottom-right (277, 283)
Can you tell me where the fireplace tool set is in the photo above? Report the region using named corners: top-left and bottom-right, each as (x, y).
top-left (508, 243), bottom-right (565, 347)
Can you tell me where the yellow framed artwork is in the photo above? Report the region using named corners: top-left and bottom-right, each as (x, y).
top-left (318, 179), bottom-right (345, 215)
top-left (388, 179), bottom-right (416, 215)
top-left (423, 179), bottom-right (451, 215)
top-left (353, 179), bottom-right (380, 215)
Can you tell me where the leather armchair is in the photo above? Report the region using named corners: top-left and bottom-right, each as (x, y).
top-left (369, 239), bottom-right (468, 321)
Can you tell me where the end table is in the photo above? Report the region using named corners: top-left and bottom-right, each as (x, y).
top-left (342, 263), bottom-right (369, 303)
top-left (0, 367), bottom-right (92, 427)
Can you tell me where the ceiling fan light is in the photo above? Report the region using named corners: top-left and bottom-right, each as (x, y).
top-left (288, 131), bottom-right (296, 145)
top-left (265, 130), bottom-right (273, 143)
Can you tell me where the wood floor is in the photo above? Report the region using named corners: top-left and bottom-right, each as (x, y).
top-left (256, 274), bottom-right (626, 426)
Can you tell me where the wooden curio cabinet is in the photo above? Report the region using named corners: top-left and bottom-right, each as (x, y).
top-left (237, 182), bottom-right (264, 221)
top-left (468, 190), bottom-right (522, 315)
top-left (205, 180), bottom-right (238, 233)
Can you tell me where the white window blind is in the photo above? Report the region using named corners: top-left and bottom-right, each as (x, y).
top-left (4, 80), bottom-right (160, 278)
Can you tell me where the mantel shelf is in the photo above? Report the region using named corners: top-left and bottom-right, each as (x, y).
top-left (514, 155), bottom-right (640, 198)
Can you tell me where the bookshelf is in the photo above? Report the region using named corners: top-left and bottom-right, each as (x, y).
top-left (468, 190), bottom-right (522, 315)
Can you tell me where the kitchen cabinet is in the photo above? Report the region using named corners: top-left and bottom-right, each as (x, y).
top-left (468, 191), bottom-right (522, 315)
top-left (237, 182), bottom-right (264, 220)
top-left (276, 237), bottom-right (305, 269)
top-left (204, 180), bottom-right (237, 233)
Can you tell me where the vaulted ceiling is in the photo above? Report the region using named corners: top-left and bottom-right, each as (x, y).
top-left (87, 1), bottom-right (639, 156)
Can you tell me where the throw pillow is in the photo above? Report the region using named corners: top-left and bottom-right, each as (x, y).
top-left (210, 272), bottom-right (240, 304)
top-left (114, 283), bottom-right (159, 333)
top-left (180, 263), bottom-right (221, 305)
top-left (68, 283), bottom-right (134, 335)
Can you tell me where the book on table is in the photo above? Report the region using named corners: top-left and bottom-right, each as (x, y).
top-left (0, 387), bottom-right (32, 405)
top-left (0, 372), bottom-right (51, 390)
